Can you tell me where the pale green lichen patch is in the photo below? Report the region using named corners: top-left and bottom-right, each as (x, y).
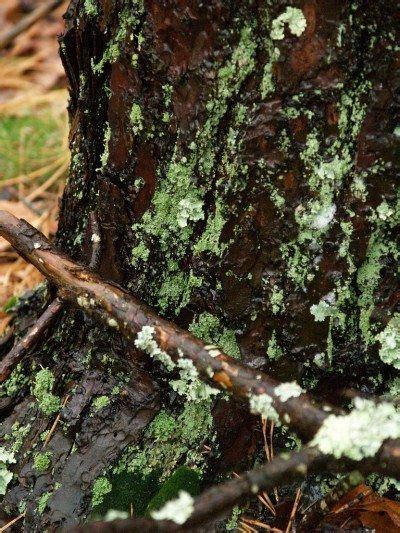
top-left (4, 422), bottom-right (31, 454)
top-left (376, 314), bottom-right (400, 369)
top-left (92, 477), bottom-right (112, 508)
top-left (271, 7), bottom-right (307, 40)
top-left (134, 325), bottom-right (175, 370)
top-left (311, 398), bottom-right (400, 460)
top-left (274, 382), bottom-right (303, 402)
top-left (130, 103), bottom-right (143, 135)
top-left (32, 368), bottom-right (61, 416)
top-left (249, 393), bottom-right (279, 423)
top-left (84, 0), bottom-right (98, 16)
top-left (177, 198), bottom-right (204, 228)
top-left (38, 491), bottom-right (53, 514)
top-left (150, 490), bottom-right (194, 525)
top-left (0, 363), bottom-right (28, 398)
top-left (0, 447), bottom-right (16, 495)
top-left (170, 355), bottom-right (219, 403)
top-left (98, 123), bottom-right (111, 171)
top-left (266, 331), bottom-right (283, 360)
top-left (92, 395), bottom-right (110, 412)
top-left (33, 451), bottom-right (52, 472)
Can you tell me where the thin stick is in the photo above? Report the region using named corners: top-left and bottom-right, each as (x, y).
top-left (0, 512), bottom-right (25, 532)
top-left (0, 297), bottom-right (63, 382)
top-left (42, 394), bottom-right (70, 448)
top-left (0, 0), bottom-right (63, 50)
top-left (285, 489), bottom-right (302, 533)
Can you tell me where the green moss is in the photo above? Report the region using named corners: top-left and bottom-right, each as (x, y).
top-left (189, 312), bottom-right (240, 359)
top-left (32, 368), bottom-right (61, 416)
top-left (119, 401), bottom-right (214, 481)
top-left (92, 471), bottom-right (159, 517)
top-left (92, 395), bottom-right (110, 412)
top-left (33, 452), bottom-right (52, 472)
top-left (193, 202), bottom-right (226, 256)
top-left (92, 477), bottom-right (112, 508)
top-left (130, 103), bottom-right (143, 135)
top-left (146, 467), bottom-right (200, 514)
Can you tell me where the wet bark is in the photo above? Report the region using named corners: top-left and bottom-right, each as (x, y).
top-left (0, 0), bottom-right (399, 530)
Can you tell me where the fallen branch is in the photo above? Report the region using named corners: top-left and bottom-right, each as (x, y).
top-left (0, 210), bottom-right (329, 440)
top-left (0, 297), bottom-right (63, 381)
top-left (0, 0), bottom-right (63, 50)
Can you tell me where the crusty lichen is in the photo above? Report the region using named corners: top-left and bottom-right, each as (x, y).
top-left (311, 398), bottom-right (400, 460)
top-left (150, 490), bottom-right (194, 525)
top-left (275, 382), bottom-right (303, 402)
top-left (376, 314), bottom-right (400, 369)
top-left (249, 393), bottom-right (279, 423)
top-left (271, 7), bottom-right (307, 40)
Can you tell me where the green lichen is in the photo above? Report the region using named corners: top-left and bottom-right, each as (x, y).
top-left (93, 395), bottom-right (110, 412)
top-left (32, 368), bottom-right (61, 416)
top-left (150, 490), bottom-right (194, 525)
top-left (376, 314), bottom-right (400, 369)
top-left (4, 422), bottom-right (31, 454)
top-left (226, 506), bottom-right (242, 531)
top-left (249, 393), bottom-right (280, 423)
top-left (92, 2), bottom-right (144, 74)
top-left (38, 491), bottom-right (52, 514)
top-left (0, 447), bottom-right (15, 496)
top-left (311, 398), bottom-right (400, 460)
top-left (271, 7), bottom-right (307, 40)
top-left (84, 0), bottom-right (98, 16)
top-left (92, 477), bottom-right (113, 508)
top-left (98, 123), bottom-right (111, 171)
top-left (0, 363), bottom-right (28, 397)
top-left (130, 103), bottom-right (143, 135)
top-left (33, 452), bottom-right (52, 472)
top-left (274, 382), bottom-right (303, 402)
top-left (266, 331), bottom-right (283, 360)
top-left (130, 22), bottom-right (257, 314)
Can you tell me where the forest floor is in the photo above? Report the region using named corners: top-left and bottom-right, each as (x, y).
top-left (0, 0), bottom-right (68, 330)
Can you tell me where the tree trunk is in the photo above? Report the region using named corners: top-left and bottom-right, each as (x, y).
top-left (1, 0), bottom-right (398, 530)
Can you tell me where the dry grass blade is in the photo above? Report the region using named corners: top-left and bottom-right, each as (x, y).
top-left (0, 512), bottom-right (25, 532)
top-left (285, 489), bottom-right (302, 533)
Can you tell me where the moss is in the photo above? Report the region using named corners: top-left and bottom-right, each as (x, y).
top-left (119, 400), bottom-right (214, 480)
top-left (226, 506), bottom-right (242, 531)
top-left (92, 477), bottom-right (112, 508)
top-left (33, 452), bottom-right (52, 472)
top-left (91, 471), bottom-right (159, 517)
top-left (146, 467), bottom-right (200, 514)
top-left (189, 312), bottom-right (240, 359)
top-left (92, 395), bottom-right (110, 412)
top-left (32, 368), bottom-right (61, 416)
top-left (130, 103), bottom-right (143, 135)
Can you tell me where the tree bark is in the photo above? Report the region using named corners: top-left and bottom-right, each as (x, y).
top-left (0, 0), bottom-right (399, 530)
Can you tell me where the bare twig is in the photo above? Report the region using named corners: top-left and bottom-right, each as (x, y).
top-left (0, 512), bottom-right (25, 532)
top-left (0, 0), bottom-right (63, 51)
top-left (0, 297), bottom-right (63, 381)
